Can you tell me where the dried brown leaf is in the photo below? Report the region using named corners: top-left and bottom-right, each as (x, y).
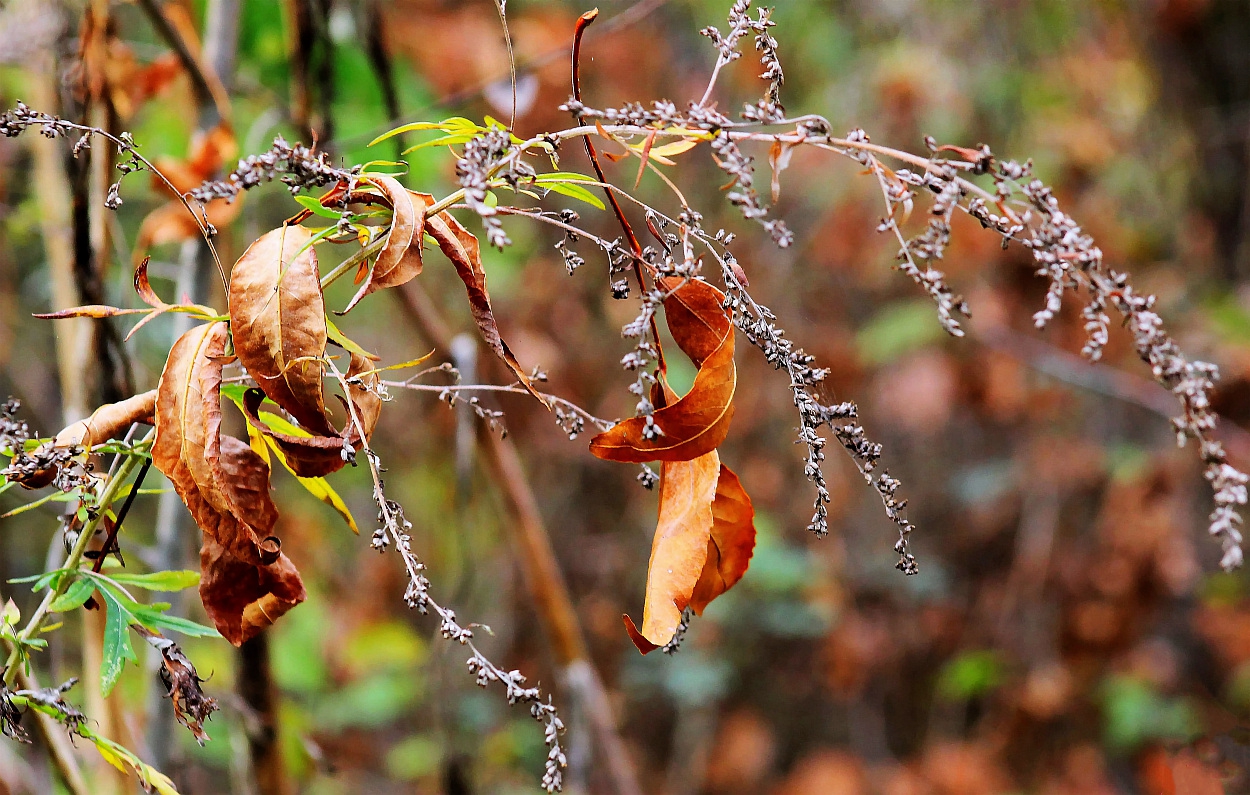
top-left (591, 278), bottom-right (736, 462)
top-left (135, 626), bottom-right (219, 745)
top-left (414, 192), bottom-right (548, 406)
top-left (228, 225), bottom-right (337, 436)
top-left (342, 176), bottom-right (425, 313)
top-left (154, 323), bottom-right (305, 645)
top-left (623, 449), bottom-right (720, 652)
top-left (690, 464), bottom-right (756, 615)
top-left (53, 390), bottom-right (157, 449)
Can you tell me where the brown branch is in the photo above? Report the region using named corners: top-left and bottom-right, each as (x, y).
top-left (238, 634), bottom-right (290, 795)
top-left (134, 0), bottom-right (230, 127)
top-left (571, 10), bottom-right (665, 374)
top-left (394, 282), bottom-right (643, 795)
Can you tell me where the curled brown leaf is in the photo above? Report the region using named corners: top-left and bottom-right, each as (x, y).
top-left (154, 323), bottom-right (305, 645)
top-left (228, 225), bottom-right (337, 436)
top-left (690, 464), bottom-right (756, 615)
top-left (624, 456), bottom-right (756, 653)
top-left (591, 278), bottom-right (736, 463)
top-left (341, 176), bottom-right (426, 313)
top-left (414, 191), bottom-right (548, 406)
top-left (624, 449), bottom-right (720, 652)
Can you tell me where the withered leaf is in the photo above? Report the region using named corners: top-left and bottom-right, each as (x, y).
top-left (4, 390), bottom-right (158, 489)
top-left (690, 464), bottom-right (756, 615)
top-left (52, 389), bottom-right (157, 449)
top-left (591, 278), bottom-right (736, 463)
top-left (241, 389), bottom-right (350, 478)
top-left (238, 351), bottom-right (381, 478)
top-left (154, 323), bottom-right (306, 645)
top-left (623, 449), bottom-right (720, 653)
top-left (135, 626), bottom-right (219, 745)
top-left (624, 457), bottom-right (756, 653)
top-left (229, 225), bottom-right (337, 436)
top-left (342, 176), bottom-right (425, 313)
top-left (414, 192), bottom-right (549, 406)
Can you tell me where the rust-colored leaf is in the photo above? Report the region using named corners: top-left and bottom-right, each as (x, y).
top-left (33, 305), bottom-right (147, 320)
top-left (153, 323), bottom-right (305, 645)
top-left (53, 390), bottom-right (157, 449)
top-left (345, 351), bottom-right (383, 439)
top-left (623, 449), bottom-right (720, 652)
top-left (414, 192), bottom-right (548, 406)
top-left (591, 278), bottom-right (736, 463)
top-left (342, 176), bottom-right (425, 313)
top-left (690, 464), bottom-right (756, 615)
top-left (228, 225), bottom-right (337, 436)
top-left (236, 348), bottom-right (381, 478)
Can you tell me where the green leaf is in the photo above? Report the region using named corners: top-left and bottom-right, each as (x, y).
top-left (1, 489), bottom-right (67, 519)
top-left (106, 570), bottom-right (200, 592)
top-left (402, 132), bottom-right (476, 154)
top-left (48, 578), bottom-right (96, 612)
top-left (294, 195), bottom-right (343, 220)
top-left (369, 117), bottom-right (484, 147)
top-left (360, 160), bottom-right (409, 175)
top-left (98, 587), bottom-right (138, 696)
top-left (220, 383), bottom-right (249, 405)
top-left (128, 604), bottom-right (219, 638)
top-left (540, 181), bottom-right (606, 210)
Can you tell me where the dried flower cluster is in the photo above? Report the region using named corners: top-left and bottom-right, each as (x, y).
top-left (189, 136), bottom-right (356, 204)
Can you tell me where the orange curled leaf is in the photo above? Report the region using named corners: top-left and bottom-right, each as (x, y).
top-left (413, 192), bottom-right (548, 407)
top-left (228, 225), bottom-right (337, 436)
top-left (341, 175), bottom-right (425, 313)
top-left (153, 324), bottom-right (305, 645)
top-left (590, 278), bottom-right (736, 463)
top-left (690, 464), bottom-right (756, 615)
top-left (624, 458), bottom-right (756, 653)
top-left (623, 449), bottom-right (720, 652)
top-left (133, 255), bottom-right (168, 309)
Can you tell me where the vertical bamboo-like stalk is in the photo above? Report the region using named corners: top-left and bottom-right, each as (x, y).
top-left (28, 52), bottom-right (86, 427)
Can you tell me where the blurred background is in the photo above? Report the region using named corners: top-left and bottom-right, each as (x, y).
top-left (4, 0), bottom-right (1250, 792)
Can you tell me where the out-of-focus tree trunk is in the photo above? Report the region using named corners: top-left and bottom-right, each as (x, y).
top-left (1149, 0), bottom-right (1250, 281)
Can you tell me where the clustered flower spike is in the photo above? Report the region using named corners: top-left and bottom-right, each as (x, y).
top-left (190, 136), bottom-right (357, 204)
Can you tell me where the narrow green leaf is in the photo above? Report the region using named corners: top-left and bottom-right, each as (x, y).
top-left (106, 570), bottom-right (200, 592)
top-left (541, 181), bottom-right (606, 210)
top-left (99, 588), bottom-right (137, 696)
top-left (294, 195), bottom-right (343, 220)
top-left (401, 133), bottom-right (476, 155)
top-left (326, 317), bottom-right (379, 360)
top-left (48, 578), bottom-right (96, 612)
top-left (1, 489), bottom-right (65, 519)
top-left (131, 608), bottom-right (220, 638)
